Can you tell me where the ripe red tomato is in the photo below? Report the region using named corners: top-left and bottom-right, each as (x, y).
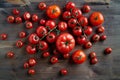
top-left (23, 12), bottom-right (31, 20)
top-left (7, 16), bottom-right (15, 23)
top-left (26, 45), bottom-right (36, 54)
top-left (15, 16), bottom-right (22, 23)
top-left (28, 69), bottom-right (35, 75)
top-left (36, 26), bottom-right (48, 38)
top-left (72, 50), bottom-right (86, 64)
top-left (46, 5), bottom-right (61, 19)
top-left (68, 18), bottom-right (77, 28)
top-left (28, 33), bottom-right (39, 44)
top-left (6, 51), bottom-right (15, 58)
top-left (76, 36), bottom-right (87, 45)
top-left (56, 33), bottom-right (75, 54)
top-left (23, 62), bottom-right (29, 69)
top-left (96, 26), bottom-right (105, 34)
top-left (0, 33), bottom-right (7, 40)
top-left (58, 21), bottom-right (67, 31)
top-left (78, 16), bottom-right (88, 27)
top-left (42, 51), bottom-right (50, 58)
top-left (50, 56), bottom-right (58, 64)
top-left (26, 21), bottom-right (33, 29)
top-left (63, 53), bottom-right (70, 59)
top-left (39, 19), bottom-right (46, 25)
top-left (62, 11), bottom-right (71, 20)
top-left (16, 40), bottom-right (24, 48)
top-left (32, 14), bottom-right (39, 22)
top-left (19, 31), bottom-right (26, 38)
top-left (12, 8), bottom-right (20, 15)
top-left (38, 2), bottom-right (46, 10)
top-left (65, 2), bottom-right (76, 11)
top-left (71, 8), bottom-right (82, 18)
top-left (38, 41), bottom-right (48, 51)
top-left (84, 41), bottom-right (92, 49)
top-left (90, 57), bottom-right (98, 65)
top-left (100, 34), bottom-right (107, 41)
top-left (91, 34), bottom-right (100, 42)
top-left (28, 58), bottom-right (36, 67)
top-left (89, 12), bottom-right (104, 26)
top-left (60, 68), bottom-right (68, 76)
top-left (72, 27), bottom-right (82, 36)
top-left (81, 5), bottom-right (91, 13)
top-left (45, 20), bottom-right (56, 30)
top-left (46, 32), bottom-right (56, 43)
top-left (104, 47), bottom-right (112, 54)
top-left (89, 52), bottom-right (96, 59)
top-left (84, 26), bottom-right (93, 36)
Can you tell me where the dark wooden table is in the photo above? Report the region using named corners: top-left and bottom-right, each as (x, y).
top-left (0, 0), bottom-right (120, 80)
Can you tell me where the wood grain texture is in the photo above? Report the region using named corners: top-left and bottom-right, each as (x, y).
top-left (0, 0), bottom-right (120, 80)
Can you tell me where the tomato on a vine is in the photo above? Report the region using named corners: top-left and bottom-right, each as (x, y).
top-left (38, 41), bottom-right (48, 51)
top-left (58, 21), bottom-right (67, 31)
top-left (45, 20), bottom-right (56, 30)
top-left (46, 32), bottom-right (56, 43)
top-left (28, 33), bottom-right (39, 44)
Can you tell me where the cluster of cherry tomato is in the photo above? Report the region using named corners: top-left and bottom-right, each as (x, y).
top-left (6, 1), bottom-right (112, 76)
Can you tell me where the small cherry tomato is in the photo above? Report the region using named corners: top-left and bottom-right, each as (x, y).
top-left (100, 34), bottom-right (107, 41)
top-left (89, 52), bottom-right (96, 59)
top-left (89, 12), bottom-right (104, 26)
top-left (58, 21), bottom-right (67, 31)
top-left (65, 2), bottom-right (76, 11)
top-left (38, 2), bottom-right (46, 10)
top-left (104, 47), bottom-right (112, 54)
top-left (60, 68), bottom-right (68, 76)
top-left (6, 51), bottom-right (15, 58)
top-left (84, 41), bottom-right (92, 49)
top-left (28, 33), bottom-right (39, 44)
top-left (26, 45), bottom-right (36, 54)
top-left (90, 57), bottom-right (98, 65)
top-left (28, 69), bottom-right (35, 75)
top-left (62, 11), bottom-right (71, 20)
top-left (42, 51), bottom-right (50, 58)
top-left (46, 5), bottom-right (61, 19)
top-left (78, 16), bottom-right (88, 27)
top-left (96, 26), bottom-right (105, 34)
top-left (72, 27), bottom-right (82, 36)
top-left (28, 58), bottom-right (36, 67)
top-left (23, 12), bottom-right (31, 20)
top-left (38, 41), bottom-right (48, 51)
top-left (45, 20), bottom-right (56, 30)
top-left (84, 26), bottom-right (93, 36)
top-left (91, 34), bottom-right (100, 42)
top-left (50, 56), bottom-right (58, 64)
top-left (19, 31), bottom-right (26, 38)
top-left (12, 8), bottom-right (20, 15)
top-left (63, 53), bottom-right (70, 59)
top-left (36, 26), bottom-right (48, 38)
top-left (76, 36), bottom-right (87, 45)
top-left (72, 50), bottom-right (86, 64)
top-left (16, 40), bottom-right (24, 48)
top-left (15, 16), bottom-right (22, 23)
top-left (81, 5), bottom-right (91, 13)
top-left (68, 18), bottom-right (77, 28)
top-left (0, 33), bottom-right (7, 40)
top-left (23, 62), bottom-right (29, 69)
top-left (26, 21), bottom-right (33, 29)
top-left (39, 19), bottom-right (46, 25)
top-left (7, 16), bottom-right (15, 23)
top-left (46, 32), bottom-right (56, 43)
top-left (32, 14), bottom-right (39, 22)
top-left (71, 8), bottom-right (82, 18)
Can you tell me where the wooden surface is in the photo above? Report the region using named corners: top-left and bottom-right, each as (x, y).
top-left (0, 0), bottom-right (120, 80)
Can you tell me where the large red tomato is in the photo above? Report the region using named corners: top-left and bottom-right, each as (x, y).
top-left (89, 12), bottom-right (104, 26)
top-left (56, 33), bottom-right (75, 54)
top-left (72, 50), bottom-right (86, 64)
top-left (46, 5), bottom-right (61, 19)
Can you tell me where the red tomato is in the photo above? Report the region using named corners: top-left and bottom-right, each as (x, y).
top-left (46, 32), bottom-right (56, 43)
top-left (15, 16), bottom-right (22, 23)
top-left (39, 19), bottom-right (46, 25)
top-left (65, 2), bottom-right (76, 11)
top-left (28, 69), bottom-right (35, 75)
top-left (28, 33), bottom-right (39, 44)
top-left (60, 68), bottom-right (68, 76)
top-left (58, 21), bottom-right (67, 31)
top-left (45, 20), bottom-right (56, 30)
top-left (16, 40), bottom-right (24, 48)
top-left (26, 21), bottom-right (33, 29)
top-left (81, 5), bottom-right (91, 13)
top-left (104, 47), bottom-right (112, 54)
top-left (91, 34), bottom-right (100, 42)
top-left (89, 12), bottom-right (104, 26)
top-left (6, 51), bottom-right (15, 58)
top-left (90, 57), bottom-right (98, 65)
top-left (38, 41), bottom-right (48, 51)
top-left (32, 14), bottom-right (39, 22)
top-left (63, 53), bottom-right (70, 59)
top-left (62, 11), bottom-right (71, 20)
top-left (23, 62), bottom-right (29, 69)
top-left (36, 26), bottom-right (48, 38)
top-left (84, 41), bottom-right (92, 49)
top-left (100, 34), bottom-right (107, 41)
top-left (19, 31), bottom-right (26, 38)
top-left (71, 8), bottom-right (82, 18)
top-left (23, 12), bottom-right (31, 20)
top-left (12, 8), bottom-right (20, 15)
top-left (72, 50), bottom-right (86, 64)
top-left (7, 16), bottom-right (15, 23)
top-left (76, 36), bottom-right (87, 45)
top-left (50, 56), bottom-right (58, 64)
top-left (42, 51), bottom-right (50, 58)
top-left (89, 52), bottom-right (96, 59)
top-left (28, 58), bottom-right (36, 67)
top-left (0, 33), bottom-right (7, 40)
top-left (72, 27), bottom-right (82, 36)
top-left (78, 16), bottom-right (88, 27)
top-left (46, 5), bottom-right (61, 19)
top-left (96, 26), bottom-right (105, 34)
top-left (38, 2), bottom-right (46, 10)
top-left (68, 18), bottom-right (77, 28)
top-left (56, 33), bottom-right (75, 54)
top-left (84, 26), bottom-right (93, 36)
top-left (26, 45), bottom-right (36, 54)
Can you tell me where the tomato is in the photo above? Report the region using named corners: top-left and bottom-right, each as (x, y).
top-left (84, 41), bottom-right (92, 49)
top-left (16, 40), bottom-right (24, 48)
top-left (36, 26), bottom-right (48, 38)
top-left (38, 2), bottom-right (46, 10)
top-left (26, 45), bottom-right (36, 54)
top-left (63, 53), bottom-right (70, 59)
top-left (62, 11), bottom-right (71, 20)
top-left (91, 34), bottom-right (100, 42)
top-left (12, 8), bottom-right (20, 15)
top-left (45, 20), bottom-right (56, 30)
top-left (38, 41), bottom-right (48, 51)
top-left (58, 21), bottom-right (67, 31)
top-left (89, 52), bottom-right (96, 59)
top-left (39, 19), bottom-right (46, 25)
top-left (23, 62), bottom-right (29, 69)
top-left (90, 57), bottom-right (98, 65)
top-left (15, 16), bottom-right (22, 23)
top-left (50, 56), bottom-right (58, 64)
top-left (32, 14), bottom-right (39, 22)
top-left (0, 33), bottom-right (7, 40)
top-left (46, 32), bottom-right (56, 43)
top-left (89, 12), bottom-right (104, 26)
top-left (56, 33), bottom-right (75, 54)
top-left (104, 47), bottom-right (112, 54)
top-left (28, 33), bottom-right (39, 44)
top-left (71, 8), bottom-right (82, 18)
top-left (23, 12), bottom-right (31, 20)
top-left (84, 26), bottom-right (93, 36)
top-left (78, 16), bottom-right (88, 27)
top-left (7, 16), bottom-right (15, 23)
top-left (65, 2), bottom-right (76, 11)
top-left (60, 69), bottom-right (68, 76)
top-left (76, 36), bottom-right (87, 45)
top-left (26, 21), bottom-right (33, 29)
top-left (72, 50), bottom-right (86, 64)
top-left (42, 51), bottom-right (50, 58)
top-left (53, 49), bottom-right (59, 55)
top-left (81, 5), bottom-right (91, 13)
top-left (28, 69), bottom-right (35, 75)
top-left (96, 26), bottom-right (105, 34)
top-left (6, 51), bottom-right (14, 58)
top-left (100, 34), bottom-right (107, 41)
top-left (19, 31), bottom-right (26, 38)
top-left (46, 5), bottom-right (61, 19)
top-left (28, 58), bottom-right (36, 67)
top-left (68, 18), bottom-right (77, 28)
top-left (72, 27), bottom-right (82, 36)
